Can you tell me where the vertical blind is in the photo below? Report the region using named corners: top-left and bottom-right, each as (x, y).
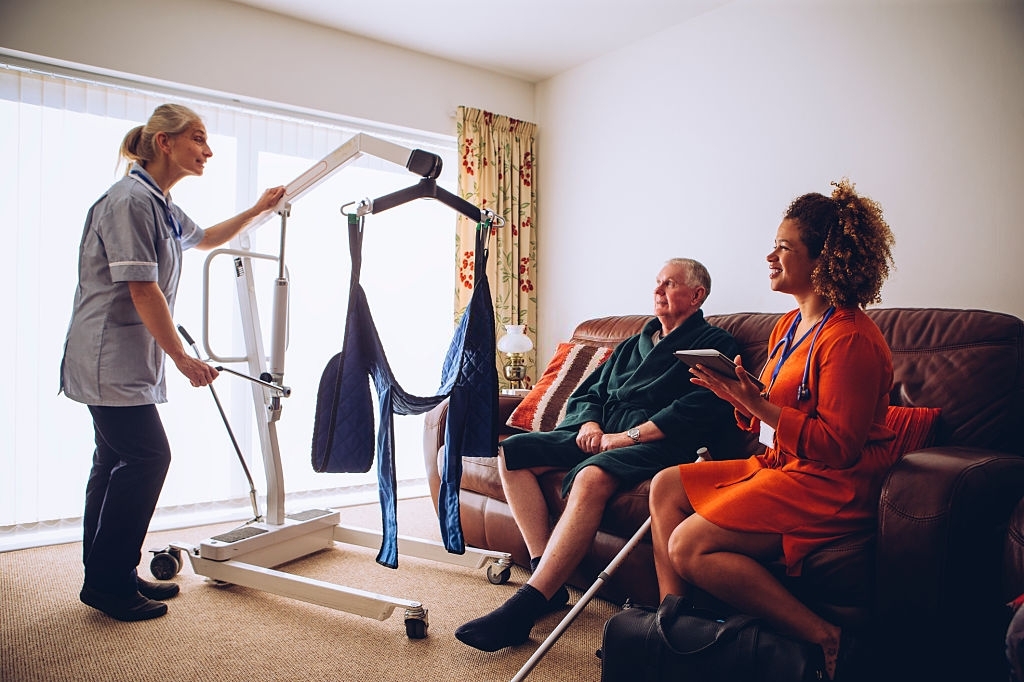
top-left (0, 61), bottom-right (458, 550)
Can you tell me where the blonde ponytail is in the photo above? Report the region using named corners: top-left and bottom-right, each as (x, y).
top-left (118, 103), bottom-right (201, 172)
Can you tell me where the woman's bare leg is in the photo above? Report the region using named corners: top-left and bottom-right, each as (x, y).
top-left (669, 515), bottom-right (842, 680)
top-left (648, 466), bottom-right (695, 600)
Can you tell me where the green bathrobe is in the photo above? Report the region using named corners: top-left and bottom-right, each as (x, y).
top-left (502, 311), bottom-right (742, 496)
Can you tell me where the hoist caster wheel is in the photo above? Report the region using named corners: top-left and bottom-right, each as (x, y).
top-left (487, 564), bottom-right (512, 585)
top-left (149, 547), bottom-right (182, 580)
top-left (405, 617), bottom-right (428, 639)
top-left (403, 607), bottom-right (428, 639)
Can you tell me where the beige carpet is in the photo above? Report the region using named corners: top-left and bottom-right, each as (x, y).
top-left (0, 496), bottom-right (619, 682)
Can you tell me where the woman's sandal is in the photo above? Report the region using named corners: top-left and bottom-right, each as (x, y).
top-left (823, 630), bottom-right (862, 681)
top-left (823, 639), bottom-right (839, 681)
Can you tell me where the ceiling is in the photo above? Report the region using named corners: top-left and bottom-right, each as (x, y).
top-left (227, 0), bottom-right (733, 82)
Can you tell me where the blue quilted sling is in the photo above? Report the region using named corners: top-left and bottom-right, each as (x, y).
top-left (311, 212), bottom-right (498, 568)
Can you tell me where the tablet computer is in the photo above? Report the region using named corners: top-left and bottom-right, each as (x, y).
top-left (674, 349), bottom-right (764, 390)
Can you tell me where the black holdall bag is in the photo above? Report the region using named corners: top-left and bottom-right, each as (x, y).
top-left (600, 595), bottom-right (827, 682)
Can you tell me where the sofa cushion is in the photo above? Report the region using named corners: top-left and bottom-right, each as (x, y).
top-left (506, 342), bottom-right (614, 432)
top-left (886, 405), bottom-right (941, 457)
top-left (866, 308), bottom-right (1024, 454)
top-left (460, 455), bottom-right (507, 502)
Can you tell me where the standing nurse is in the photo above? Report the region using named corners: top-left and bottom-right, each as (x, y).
top-left (60, 103), bottom-right (285, 622)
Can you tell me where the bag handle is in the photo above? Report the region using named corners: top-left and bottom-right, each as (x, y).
top-left (654, 595), bottom-right (759, 656)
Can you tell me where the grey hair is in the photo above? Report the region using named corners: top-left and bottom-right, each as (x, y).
top-left (665, 258), bottom-right (712, 301)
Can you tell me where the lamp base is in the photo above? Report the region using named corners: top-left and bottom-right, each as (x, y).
top-left (503, 353), bottom-right (528, 390)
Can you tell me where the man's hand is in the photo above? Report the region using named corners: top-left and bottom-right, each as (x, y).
top-left (576, 421), bottom-right (606, 454)
top-left (599, 432), bottom-right (634, 452)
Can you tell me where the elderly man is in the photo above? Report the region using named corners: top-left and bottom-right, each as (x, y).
top-left (456, 257), bottom-right (742, 652)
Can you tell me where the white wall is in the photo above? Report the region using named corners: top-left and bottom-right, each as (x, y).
top-left (0, 0), bottom-right (534, 137)
top-left (4, 0), bottom-right (1023, 366)
top-left (535, 0), bottom-right (1024, 361)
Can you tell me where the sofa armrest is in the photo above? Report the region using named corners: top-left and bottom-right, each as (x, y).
top-left (875, 446), bottom-right (1024, 666)
top-left (421, 395), bottom-right (525, 513)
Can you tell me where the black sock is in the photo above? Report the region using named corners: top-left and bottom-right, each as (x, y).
top-left (528, 557), bottom-right (569, 611)
top-left (455, 585), bottom-right (548, 652)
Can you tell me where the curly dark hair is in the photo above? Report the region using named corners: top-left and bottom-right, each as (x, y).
top-left (784, 178), bottom-right (895, 308)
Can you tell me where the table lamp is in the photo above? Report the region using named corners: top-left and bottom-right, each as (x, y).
top-left (497, 324), bottom-right (533, 389)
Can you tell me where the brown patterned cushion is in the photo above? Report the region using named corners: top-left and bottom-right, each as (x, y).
top-left (506, 342), bottom-right (614, 432)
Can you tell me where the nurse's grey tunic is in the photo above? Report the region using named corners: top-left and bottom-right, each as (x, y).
top-left (61, 164), bottom-right (204, 407)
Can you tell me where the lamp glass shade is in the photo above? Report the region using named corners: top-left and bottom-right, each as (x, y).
top-left (497, 324), bottom-right (533, 354)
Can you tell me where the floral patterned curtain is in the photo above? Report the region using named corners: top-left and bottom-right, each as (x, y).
top-left (455, 106), bottom-right (538, 387)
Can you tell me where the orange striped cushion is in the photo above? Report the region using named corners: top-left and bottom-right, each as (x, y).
top-left (886, 405), bottom-right (941, 457)
top-left (507, 343), bottom-right (615, 432)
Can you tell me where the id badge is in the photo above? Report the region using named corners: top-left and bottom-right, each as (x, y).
top-left (759, 421), bottom-right (776, 449)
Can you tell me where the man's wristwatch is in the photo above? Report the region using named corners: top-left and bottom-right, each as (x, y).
top-left (627, 427), bottom-right (641, 444)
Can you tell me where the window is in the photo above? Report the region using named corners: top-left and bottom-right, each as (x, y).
top-left (0, 60), bottom-right (459, 549)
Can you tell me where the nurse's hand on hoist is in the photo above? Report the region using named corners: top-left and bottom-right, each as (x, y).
top-left (196, 186), bottom-right (287, 250)
top-left (253, 186), bottom-right (286, 214)
top-left (173, 354), bottom-right (219, 388)
top-left (128, 280), bottom-right (221, 388)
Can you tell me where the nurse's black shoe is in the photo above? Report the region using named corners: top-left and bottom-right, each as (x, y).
top-left (137, 576), bottom-right (179, 600)
top-left (80, 585), bottom-right (167, 622)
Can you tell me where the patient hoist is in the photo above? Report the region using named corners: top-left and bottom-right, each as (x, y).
top-left (162, 134), bottom-right (512, 638)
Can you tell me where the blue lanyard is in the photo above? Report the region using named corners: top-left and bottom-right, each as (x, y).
top-left (763, 306), bottom-right (835, 401)
top-left (130, 167), bottom-right (183, 240)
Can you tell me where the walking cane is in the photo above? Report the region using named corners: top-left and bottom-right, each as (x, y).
top-left (509, 447), bottom-right (708, 681)
top-left (510, 516), bottom-right (653, 682)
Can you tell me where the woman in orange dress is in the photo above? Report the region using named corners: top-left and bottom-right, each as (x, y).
top-left (648, 178), bottom-right (896, 680)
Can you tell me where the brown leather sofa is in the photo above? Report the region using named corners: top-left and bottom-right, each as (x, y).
top-left (423, 308), bottom-right (1024, 680)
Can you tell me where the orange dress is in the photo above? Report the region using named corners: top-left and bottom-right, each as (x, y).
top-left (679, 307), bottom-right (895, 576)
